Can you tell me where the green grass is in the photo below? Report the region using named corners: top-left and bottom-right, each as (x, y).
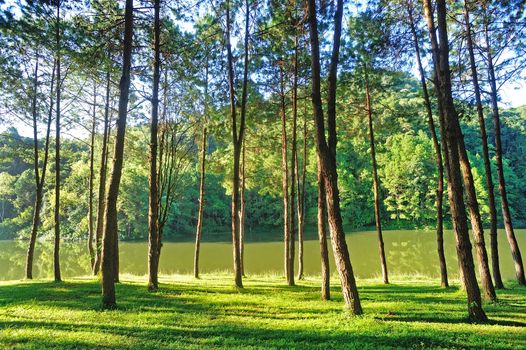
top-left (0, 274), bottom-right (524, 349)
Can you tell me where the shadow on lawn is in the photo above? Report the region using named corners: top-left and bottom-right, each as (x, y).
top-left (0, 316), bottom-right (477, 350)
top-left (0, 280), bottom-right (524, 327)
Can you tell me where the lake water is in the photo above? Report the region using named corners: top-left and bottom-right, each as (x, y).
top-left (0, 229), bottom-right (524, 281)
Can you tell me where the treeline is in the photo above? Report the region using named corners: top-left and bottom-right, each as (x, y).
top-left (1, 102), bottom-right (526, 242)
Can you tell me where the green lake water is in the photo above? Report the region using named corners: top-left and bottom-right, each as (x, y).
top-left (0, 229), bottom-right (524, 281)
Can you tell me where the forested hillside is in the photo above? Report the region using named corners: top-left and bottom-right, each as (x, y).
top-left (1, 103), bottom-right (525, 241)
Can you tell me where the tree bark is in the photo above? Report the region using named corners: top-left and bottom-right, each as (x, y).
top-left (423, 0), bottom-right (487, 321)
top-left (53, 1), bottom-right (62, 283)
top-left (26, 58), bottom-right (55, 279)
top-left (194, 59), bottom-right (208, 279)
top-left (364, 66), bottom-right (388, 285)
top-left (407, 5), bottom-right (448, 288)
top-left (101, 0), bottom-right (133, 309)
top-left (88, 81), bottom-right (97, 270)
top-left (93, 69), bottom-right (111, 275)
top-left (317, 155), bottom-right (330, 300)
top-left (307, 0), bottom-right (362, 315)
top-left (483, 11), bottom-right (526, 286)
top-left (147, 0), bottom-right (161, 292)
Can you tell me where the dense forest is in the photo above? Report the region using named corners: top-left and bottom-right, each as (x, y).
top-left (0, 0), bottom-right (526, 328)
top-left (2, 105), bottom-right (526, 241)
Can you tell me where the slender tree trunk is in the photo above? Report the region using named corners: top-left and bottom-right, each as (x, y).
top-left (295, 137), bottom-right (305, 281)
top-left (298, 136), bottom-right (307, 278)
top-left (53, 2), bottom-right (62, 283)
top-left (114, 235), bottom-right (119, 283)
top-left (365, 67), bottom-right (388, 285)
top-left (101, 0), bottom-right (133, 309)
top-left (154, 76), bottom-right (170, 270)
top-left (194, 60), bottom-right (208, 279)
top-left (30, 56), bottom-right (40, 240)
top-left (460, 2), bottom-right (499, 299)
top-left (147, 0), bottom-right (161, 292)
top-left (225, 0), bottom-right (248, 288)
top-left (457, 137), bottom-right (496, 301)
top-left (26, 57), bottom-right (54, 279)
top-left (463, 1), bottom-right (503, 290)
top-left (317, 155), bottom-right (330, 300)
top-left (27, 191), bottom-right (43, 280)
top-left (239, 139), bottom-right (246, 277)
top-left (307, 0), bottom-right (362, 314)
top-left (483, 13), bottom-right (526, 286)
top-left (423, 0), bottom-right (487, 321)
top-left (289, 64), bottom-right (297, 286)
top-left (279, 63), bottom-right (293, 286)
top-left (407, 6), bottom-right (448, 288)
top-left (88, 81), bottom-right (97, 270)
top-left (94, 70), bottom-right (111, 275)
top-left (27, 57), bottom-right (41, 280)
top-left (293, 36), bottom-right (304, 281)
top-left (231, 140), bottom-right (243, 288)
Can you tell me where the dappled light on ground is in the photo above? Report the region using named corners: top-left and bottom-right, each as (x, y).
top-left (0, 275), bottom-right (524, 349)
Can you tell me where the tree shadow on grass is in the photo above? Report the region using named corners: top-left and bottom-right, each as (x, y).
top-left (0, 317), bottom-right (485, 350)
top-left (1, 280), bottom-right (525, 335)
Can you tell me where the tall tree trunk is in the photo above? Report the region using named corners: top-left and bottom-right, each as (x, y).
top-left (239, 139), bottom-right (246, 277)
top-left (317, 155), bottom-right (330, 300)
top-left (94, 69), bottom-right (111, 275)
top-left (279, 63), bottom-right (293, 286)
top-left (147, 0), bottom-right (161, 292)
top-left (307, 0), bottom-right (362, 315)
top-left (483, 12), bottom-right (526, 286)
top-left (364, 67), bottom-right (388, 285)
top-left (26, 57), bottom-right (54, 279)
top-left (457, 136), bottom-right (496, 301)
top-left (290, 34), bottom-right (305, 280)
top-left (154, 77), bottom-right (170, 272)
top-left (460, 2), bottom-right (499, 299)
top-left (297, 125), bottom-right (307, 278)
top-left (225, 0), bottom-right (248, 288)
top-left (463, 1), bottom-right (503, 290)
top-left (289, 60), bottom-right (297, 286)
top-left (53, 2), bottom-right (62, 283)
top-left (423, 0), bottom-right (486, 321)
top-left (88, 81), bottom-right (97, 270)
top-left (194, 59), bottom-right (208, 279)
top-left (101, 0), bottom-right (133, 309)
top-left (295, 131), bottom-right (306, 281)
top-left (407, 5), bottom-right (448, 288)
top-left (29, 57), bottom-right (41, 279)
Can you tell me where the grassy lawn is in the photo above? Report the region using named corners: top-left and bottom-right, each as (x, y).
top-left (0, 274), bottom-right (524, 349)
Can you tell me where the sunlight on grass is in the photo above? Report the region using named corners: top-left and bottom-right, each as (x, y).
top-left (0, 274), bottom-right (524, 349)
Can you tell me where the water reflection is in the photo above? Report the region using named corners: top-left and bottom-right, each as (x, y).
top-left (0, 229), bottom-right (524, 281)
